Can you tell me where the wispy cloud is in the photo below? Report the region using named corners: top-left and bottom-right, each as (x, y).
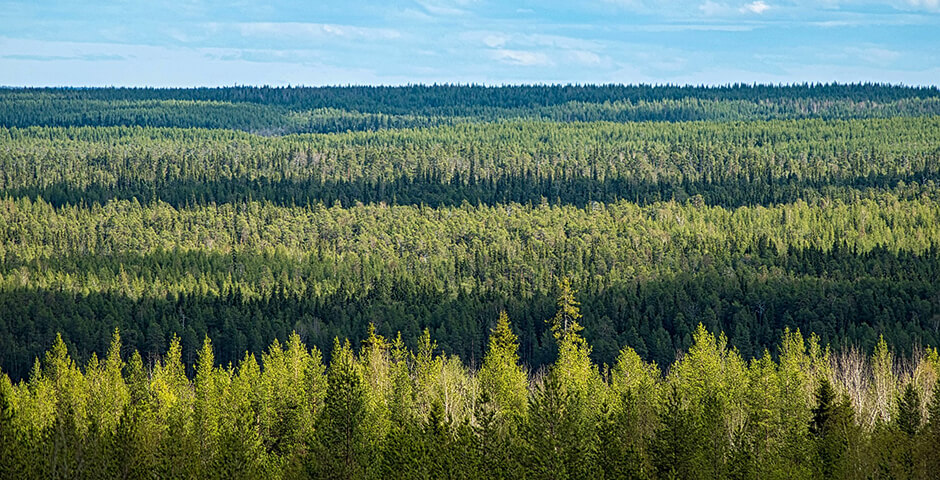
top-left (569, 50), bottom-right (604, 66)
top-left (0, 0), bottom-right (938, 86)
top-left (229, 22), bottom-right (401, 41)
top-left (699, 1), bottom-right (731, 16)
top-left (492, 49), bottom-right (553, 67)
top-left (904, 0), bottom-right (940, 11)
top-left (741, 1), bottom-right (771, 14)
top-left (414, 0), bottom-right (477, 16)
top-left (845, 45), bottom-right (902, 65)
top-left (1, 53), bottom-right (125, 62)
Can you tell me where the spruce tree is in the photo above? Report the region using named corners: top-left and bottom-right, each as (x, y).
top-left (893, 383), bottom-right (922, 480)
top-left (478, 311), bottom-right (528, 422)
top-left (315, 339), bottom-right (368, 480)
top-left (809, 377), bottom-right (854, 479)
top-left (896, 383), bottom-right (922, 438)
top-left (651, 385), bottom-right (697, 480)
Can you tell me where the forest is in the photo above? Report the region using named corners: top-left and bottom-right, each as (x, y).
top-left (0, 83), bottom-right (939, 477)
top-left (1, 290), bottom-right (939, 479)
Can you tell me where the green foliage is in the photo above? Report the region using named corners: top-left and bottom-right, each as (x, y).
top-left (522, 370), bottom-right (598, 480)
top-left (810, 378), bottom-right (856, 479)
top-left (478, 311), bottom-right (528, 422)
top-left (897, 383), bottom-right (922, 438)
top-left (314, 339), bottom-right (369, 480)
top-left (1, 324), bottom-right (939, 479)
top-left (0, 84), bottom-right (938, 477)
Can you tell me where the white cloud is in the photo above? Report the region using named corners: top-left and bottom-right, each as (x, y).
top-left (466, 31), bottom-right (604, 51)
top-left (492, 49), bottom-right (553, 67)
top-left (230, 22), bottom-right (401, 41)
top-left (700, 0), bottom-right (770, 15)
top-left (904, 0), bottom-right (940, 11)
top-left (741, 1), bottom-right (771, 14)
top-left (482, 34), bottom-right (508, 48)
top-left (630, 23), bottom-right (757, 31)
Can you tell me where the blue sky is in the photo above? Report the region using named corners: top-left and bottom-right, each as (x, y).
top-left (1, 0), bottom-right (938, 86)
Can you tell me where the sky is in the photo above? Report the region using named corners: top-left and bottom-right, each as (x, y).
top-left (1, 0), bottom-right (938, 87)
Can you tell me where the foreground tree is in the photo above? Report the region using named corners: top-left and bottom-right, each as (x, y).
top-left (313, 339), bottom-right (368, 480)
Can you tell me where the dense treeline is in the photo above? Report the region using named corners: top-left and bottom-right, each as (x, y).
top-left (0, 195), bottom-right (938, 379)
top-left (3, 84), bottom-right (940, 133)
top-left (3, 117), bottom-right (940, 208)
top-left (2, 290), bottom-right (939, 479)
top-left (6, 83), bottom-right (940, 112)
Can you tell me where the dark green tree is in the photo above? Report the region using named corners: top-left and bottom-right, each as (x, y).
top-left (809, 377), bottom-right (855, 479)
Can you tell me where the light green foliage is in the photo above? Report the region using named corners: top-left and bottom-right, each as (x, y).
top-left (550, 278), bottom-right (606, 415)
top-left (2, 324), bottom-right (940, 479)
top-left (671, 325), bottom-right (749, 432)
top-left (550, 277), bottom-right (584, 342)
top-left (478, 311), bottom-right (528, 421)
top-left (609, 344), bottom-right (661, 443)
top-left (412, 328), bottom-right (442, 419)
top-left (358, 324), bottom-right (392, 447)
top-left (868, 336), bottom-right (897, 426)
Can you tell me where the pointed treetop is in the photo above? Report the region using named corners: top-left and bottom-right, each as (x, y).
top-left (896, 382), bottom-right (922, 437)
top-left (550, 276), bottom-right (583, 341)
top-left (362, 322), bottom-right (387, 352)
top-left (489, 311), bottom-right (518, 356)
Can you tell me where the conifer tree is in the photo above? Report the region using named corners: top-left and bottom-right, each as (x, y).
top-left (474, 388), bottom-right (519, 480)
top-left (0, 370), bottom-right (20, 479)
top-left (652, 385), bottom-right (697, 480)
top-left (194, 336), bottom-right (220, 475)
top-left (550, 277), bottom-right (583, 341)
top-left (896, 383), bottom-right (922, 438)
top-left (522, 370), bottom-right (597, 480)
top-left (315, 339), bottom-right (368, 480)
top-left (809, 377), bottom-right (854, 479)
top-left (478, 311), bottom-right (528, 422)
top-left (892, 382), bottom-right (922, 479)
top-left (359, 322), bottom-right (392, 448)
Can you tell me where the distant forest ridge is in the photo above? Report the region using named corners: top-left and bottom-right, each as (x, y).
top-left (3, 83), bottom-right (940, 134)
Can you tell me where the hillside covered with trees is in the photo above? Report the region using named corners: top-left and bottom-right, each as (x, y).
top-left (0, 83), bottom-right (939, 478)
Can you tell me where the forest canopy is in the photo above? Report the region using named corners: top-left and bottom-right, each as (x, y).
top-left (0, 83), bottom-right (937, 376)
top-left (1, 82), bottom-right (939, 478)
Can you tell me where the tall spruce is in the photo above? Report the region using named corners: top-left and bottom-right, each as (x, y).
top-left (315, 339), bottom-right (368, 480)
